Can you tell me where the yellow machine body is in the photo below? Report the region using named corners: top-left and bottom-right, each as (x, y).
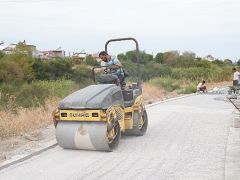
top-left (55, 95), bottom-right (144, 133)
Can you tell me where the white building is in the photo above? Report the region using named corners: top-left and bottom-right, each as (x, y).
top-left (72, 52), bottom-right (87, 60)
top-left (0, 42), bottom-right (38, 57)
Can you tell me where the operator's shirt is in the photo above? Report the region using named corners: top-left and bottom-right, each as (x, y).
top-left (233, 71), bottom-right (240, 80)
top-left (107, 56), bottom-right (124, 77)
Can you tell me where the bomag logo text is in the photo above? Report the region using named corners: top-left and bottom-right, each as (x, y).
top-left (69, 112), bottom-right (90, 117)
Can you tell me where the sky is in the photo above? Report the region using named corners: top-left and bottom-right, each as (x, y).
top-left (0, 0), bottom-right (239, 61)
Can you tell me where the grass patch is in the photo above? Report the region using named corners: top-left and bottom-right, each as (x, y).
top-left (149, 77), bottom-right (180, 92)
top-left (179, 84), bottom-right (197, 94)
top-left (0, 79), bottom-right (81, 111)
top-left (0, 100), bottom-right (57, 137)
top-left (0, 80), bottom-right (93, 138)
top-left (147, 77), bottom-right (198, 94)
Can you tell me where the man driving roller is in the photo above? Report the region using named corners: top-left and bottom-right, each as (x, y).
top-left (99, 51), bottom-right (125, 87)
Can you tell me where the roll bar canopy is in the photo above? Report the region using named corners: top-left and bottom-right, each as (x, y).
top-left (104, 37), bottom-right (141, 87)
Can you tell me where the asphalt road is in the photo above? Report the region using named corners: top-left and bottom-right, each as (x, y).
top-left (0, 94), bottom-right (234, 180)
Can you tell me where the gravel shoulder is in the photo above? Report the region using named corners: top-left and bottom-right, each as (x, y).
top-left (0, 126), bottom-right (56, 165)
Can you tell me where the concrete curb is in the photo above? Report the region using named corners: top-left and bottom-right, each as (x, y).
top-left (0, 141), bottom-right (57, 171)
top-left (145, 93), bottom-right (196, 109)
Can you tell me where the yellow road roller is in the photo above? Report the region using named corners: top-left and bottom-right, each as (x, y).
top-left (53, 37), bottom-right (148, 151)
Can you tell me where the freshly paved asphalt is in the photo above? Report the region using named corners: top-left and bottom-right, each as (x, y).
top-left (0, 94), bottom-right (236, 180)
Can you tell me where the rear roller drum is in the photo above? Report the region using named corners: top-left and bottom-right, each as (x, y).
top-left (124, 109), bottom-right (148, 136)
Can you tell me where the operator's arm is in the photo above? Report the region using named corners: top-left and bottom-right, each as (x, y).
top-left (109, 58), bottom-right (122, 69)
top-left (109, 64), bottom-right (122, 69)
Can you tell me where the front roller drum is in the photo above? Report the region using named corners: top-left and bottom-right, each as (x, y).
top-left (56, 121), bottom-right (121, 151)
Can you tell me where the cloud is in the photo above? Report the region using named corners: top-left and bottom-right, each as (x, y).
top-left (0, 0), bottom-right (239, 60)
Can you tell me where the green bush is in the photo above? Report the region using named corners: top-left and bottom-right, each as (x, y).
top-left (121, 60), bottom-right (138, 81)
top-left (16, 83), bottom-right (49, 108)
top-left (44, 59), bottom-right (73, 80)
top-left (117, 53), bottom-right (127, 61)
top-left (0, 80), bottom-right (79, 109)
top-left (0, 53), bottom-right (34, 82)
top-left (0, 51), bottom-right (4, 59)
top-left (142, 63), bottom-right (171, 80)
top-left (33, 79), bottom-right (79, 98)
top-left (32, 58), bottom-right (73, 80)
top-left (180, 84), bottom-right (197, 94)
top-left (207, 66), bottom-right (232, 82)
top-left (122, 60), bottom-right (172, 81)
top-left (196, 60), bottom-right (212, 68)
top-left (171, 67), bottom-right (209, 81)
top-left (0, 51), bottom-right (234, 110)
top-left (0, 61), bottom-right (24, 83)
top-left (71, 65), bottom-right (93, 86)
top-left (149, 77), bottom-right (180, 92)
top-left (125, 50), bottom-right (153, 64)
top-left (85, 56), bottom-right (99, 66)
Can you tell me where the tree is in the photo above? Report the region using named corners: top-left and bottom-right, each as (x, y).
top-left (237, 59), bottom-right (240, 66)
top-left (0, 60), bottom-right (24, 83)
top-left (162, 51), bottom-right (180, 66)
top-left (224, 59), bottom-right (232, 65)
top-left (143, 53), bottom-right (153, 64)
top-left (32, 59), bottom-right (49, 80)
top-left (117, 53), bottom-right (127, 61)
top-left (126, 50), bottom-right (138, 63)
top-left (181, 51), bottom-right (196, 60)
top-left (0, 51), bottom-right (4, 59)
top-left (15, 42), bottom-right (33, 56)
top-left (155, 52), bottom-right (164, 63)
top-left (196, 59), bottom-right (212, 68)
top-left (36, 59), bottom-right (73, 80)
top-left (212, 59), bottom-right (224, 66)
top-left (85, 56), bottom-right (99, 66)
top-left (125, 50), bottom-right (153, 64)
top-left (176, 51), bottom-right (196, 68)
top-left (0, 53), bottom-right (34, 81)
top-left (72, 65), bottom-right (92, 83)
top-left (196, 57), bottom-right (202, 61)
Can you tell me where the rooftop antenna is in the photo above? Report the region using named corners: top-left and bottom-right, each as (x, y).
top-left (56, 46), bottom-right (61, 50)
top-left (80, 49), bottom-right (85, 53)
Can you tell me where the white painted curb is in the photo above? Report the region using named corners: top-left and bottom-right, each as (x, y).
top-left (0, 140), bottom-right (57, 171)
top-left (145, 93), bottom-right (196, 109)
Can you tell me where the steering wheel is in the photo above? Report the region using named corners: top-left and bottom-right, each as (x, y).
top-left (104, 68), bottom-right (108, 74)
top-left (103, 67), bottom-right (111, 74)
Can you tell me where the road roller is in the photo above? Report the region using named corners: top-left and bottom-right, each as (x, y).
top-left (53, 37), bottom-right (148, 151)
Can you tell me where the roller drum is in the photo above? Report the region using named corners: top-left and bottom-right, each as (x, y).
top-left (56, 121), bottom-right (120, 151)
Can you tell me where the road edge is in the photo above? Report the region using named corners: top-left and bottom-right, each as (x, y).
top-left (0, 141), bottom-right (57, 171)
top-left (145, 93), bottom-right (195, 109)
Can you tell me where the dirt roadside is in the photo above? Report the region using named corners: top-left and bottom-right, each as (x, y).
top-left (143, 81), bottom-right (232, 104)
top-left (0, 81), bottom-right (232, 164)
